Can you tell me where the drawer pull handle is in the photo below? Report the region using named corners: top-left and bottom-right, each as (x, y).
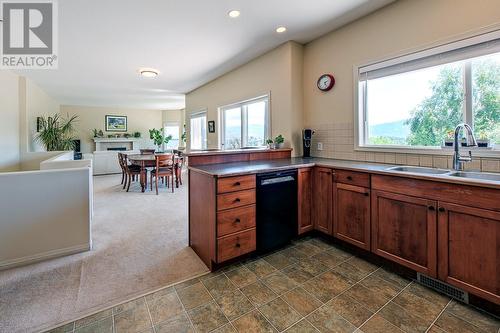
top-left (234, 218), bottom-right (241, 223)
top-left (347, 176), bottom-right (353, 180)
top-left (234, 182), bottom-right (241, 186)
top-left (234, 198), bottom-right (241, 203)
top-left (428, 206), bottom-right (435, 211)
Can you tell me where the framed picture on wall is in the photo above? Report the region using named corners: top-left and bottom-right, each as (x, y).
top-left (208, 120), bottom-right (215, 133)
top-left (105, 115), bottom-right (127, 132)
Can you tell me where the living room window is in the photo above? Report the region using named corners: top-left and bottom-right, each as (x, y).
top-left (220, 95), bottom-right (270, 149)
top-left (357, 30), bottom-right (500, 151)
top-left (189, 111), bottom-right (207, 150)
top-left (164, 122), bottom-right (180, 149)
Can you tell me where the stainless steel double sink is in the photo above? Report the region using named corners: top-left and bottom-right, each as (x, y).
top-left (386, 166), bottom-right (500, 182)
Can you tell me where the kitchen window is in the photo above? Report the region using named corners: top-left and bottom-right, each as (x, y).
top-left (220, 95), bottom-right (270, 149)
top-left (190, 111), bottom-right (207, 150)
top-left (357, 30), bottom-right (500, 151)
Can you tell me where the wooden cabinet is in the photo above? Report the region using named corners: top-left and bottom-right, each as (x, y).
top-left (438, 202), bottom-right (500, 304)
top-left (333, 183), bottom-right (371, 250)
top-left (313, 167), bottom-right (333, 235)
top-left (371, 190), bottom-right (437, 277)
top-left (298, 168), bottom-right (313, 234)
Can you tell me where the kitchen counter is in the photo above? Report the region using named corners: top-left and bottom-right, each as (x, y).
top-left (185, 148), bottom-right (292, 157)
top-left (188, 157), bottom-right (500, 190)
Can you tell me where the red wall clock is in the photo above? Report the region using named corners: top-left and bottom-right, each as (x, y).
top-left (317, 74), bottom-right (335, 91)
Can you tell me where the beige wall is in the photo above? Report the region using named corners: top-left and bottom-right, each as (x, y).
top-left (0, 71), bottom-right (21, 172)
top-left (61, 105), bottom-right (164, 154)
top-left (186, 41), bottom-right (304, 156)
top-left (303, 0), bottom-right (500, 171)
top-left (25, 78), bottom-right (61, 153)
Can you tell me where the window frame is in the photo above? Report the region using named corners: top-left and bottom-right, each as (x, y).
top-left (354, 28), bottom-right (500, 157)
top-left (219, 94), bottom-right (271, 150)
top-left (163, 121), bottom-right (180, 151)
top-left (189, 110), bottom-right (207, 150)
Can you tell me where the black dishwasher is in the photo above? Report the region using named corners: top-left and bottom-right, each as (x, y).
top-left (256, 170), bottom-right (298, 253)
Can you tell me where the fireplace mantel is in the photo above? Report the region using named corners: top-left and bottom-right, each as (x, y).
top-left (93, 138), bottom-right (139, 152)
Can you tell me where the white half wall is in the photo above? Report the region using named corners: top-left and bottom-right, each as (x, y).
top-left (0, 159), bottom-right (92, 269)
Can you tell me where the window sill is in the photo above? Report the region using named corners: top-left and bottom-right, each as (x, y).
top-left (355, 145), bottom-right (500, 158)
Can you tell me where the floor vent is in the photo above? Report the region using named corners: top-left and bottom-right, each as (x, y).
top-left (417, 273), bottom-right (469, 303)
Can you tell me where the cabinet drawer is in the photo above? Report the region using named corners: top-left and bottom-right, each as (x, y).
top-left (218, 175), bottom-right (256, 193)
top-left (335, 170), bottom-right (370, 188)
top-left (217, 189), bottom-right (256, 211)
top-left (217, 205), bottom-right (256, 237)
top-left (217, 229), bottom-right (256, 263)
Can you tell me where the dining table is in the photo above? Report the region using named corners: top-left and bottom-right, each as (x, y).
top-left (126, 153), bottom-right (181, 192)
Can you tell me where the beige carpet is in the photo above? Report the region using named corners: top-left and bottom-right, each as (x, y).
top-left (0, 174), bottom-right (209, 333)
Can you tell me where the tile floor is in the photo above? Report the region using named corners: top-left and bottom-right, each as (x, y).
top-left (46, 237), bottom-right (500, 333)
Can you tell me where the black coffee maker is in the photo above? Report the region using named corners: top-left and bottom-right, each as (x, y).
top-left (302, 129), bottom-right (315, 158)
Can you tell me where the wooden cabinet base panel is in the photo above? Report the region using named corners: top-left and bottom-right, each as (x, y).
top-left (217, 228), bottom-right (256, 263)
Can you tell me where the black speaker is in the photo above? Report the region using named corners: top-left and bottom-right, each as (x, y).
top-left (302, 129), bottom-right (314, 157)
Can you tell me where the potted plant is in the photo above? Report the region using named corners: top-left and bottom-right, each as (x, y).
top-left (92, 128), bottom-right (104, 138)
top-left (133, 131), bottom-right (141, 138)
top-left (477, 131), bottom-right (492, 148)
top-left (266, 138), bottom-right (274, 149)
top-left (149, 128), bottom-right (173, 152)
top-left (36, 114), bottom-right (78, 151)
top-left (443, 130), bottom-right (454, 148)
top-left (274, 134), bottom-right (284, 149)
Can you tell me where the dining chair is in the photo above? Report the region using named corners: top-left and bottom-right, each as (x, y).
top-left (140, 149), bottom-right (156, 155)
top-left (173, 150), bottom-right (185, 186)
top-left (117, 153), bottom-right (127, 185)
top-left (150, 154), bottom-right (175, 194)
top-left (119, 153), bottom-right (142, 191)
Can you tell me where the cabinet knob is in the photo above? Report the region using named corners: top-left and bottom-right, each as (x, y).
top-left (235, 243), bottom-right (241, 248)
top-left (347, 176), bottom-right (353, 181)
top-left (234, 198), bottom-right (240, 203)
top-left (439, 207), bottom-right (445, 212)
top-left (364, 192), bottom-right (369, 197)
top-left (234, 182), bottom-right (241, 186)
top-left (234, 218), bottom-right (241, 223)
top-left (428, 206), bottom-right (435, 211)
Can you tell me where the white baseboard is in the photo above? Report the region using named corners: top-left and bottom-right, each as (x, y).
top-left (0, 244), bottom-right (91, 270)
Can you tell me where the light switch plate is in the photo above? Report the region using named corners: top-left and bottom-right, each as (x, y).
top-left (317, 142), bottom-right (323, 151)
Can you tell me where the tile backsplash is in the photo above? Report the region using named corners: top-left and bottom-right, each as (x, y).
top-left (308, 122), bottom-right (500, 173)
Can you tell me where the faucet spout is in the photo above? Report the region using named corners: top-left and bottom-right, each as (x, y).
top-left (452, 123), bottom-right (477, 171)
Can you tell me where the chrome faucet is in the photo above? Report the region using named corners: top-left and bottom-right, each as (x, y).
top-left (452, 123), bottom-right (477, 171)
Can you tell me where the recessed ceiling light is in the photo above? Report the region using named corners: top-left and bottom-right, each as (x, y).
top-left (228, 10), bottom-right (240, 18)
top-left (139, 68), bottom-right (159, 78)
top-left (276, 26), bottom-right (287, 33)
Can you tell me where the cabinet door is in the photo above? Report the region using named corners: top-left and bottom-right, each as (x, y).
top-left (372, 190), bottom-right (437, 277)
top-left (438, 203), bottom-right (500, 304)
top-left (333, 183), bottom-right (370, 250)
top-left (298, 168), bottom-right (313, 234)
top-left (313, 167), bottom-right (333, 235)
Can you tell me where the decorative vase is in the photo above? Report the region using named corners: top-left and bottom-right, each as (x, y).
top-left (275, 143), bottom-right (284, 149)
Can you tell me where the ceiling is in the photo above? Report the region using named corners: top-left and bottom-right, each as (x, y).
top-left (17, 0), bottom-right (395, 110)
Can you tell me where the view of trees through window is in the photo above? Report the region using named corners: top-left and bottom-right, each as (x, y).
top-left (222, 98), bottom-right (268, 149)
top-left (364, 52), bottom-right (500, 147)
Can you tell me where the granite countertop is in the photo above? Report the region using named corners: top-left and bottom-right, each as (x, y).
top-left (188, 157), bottom-right (500, 190)
top-left (185, 148), bottom-right (292, 156)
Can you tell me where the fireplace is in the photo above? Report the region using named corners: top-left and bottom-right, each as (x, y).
top-left (93, 138), bottom-right (138, 151)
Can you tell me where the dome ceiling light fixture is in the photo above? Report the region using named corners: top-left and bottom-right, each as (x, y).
top-left (139, 68), bottom-right (159, 78)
